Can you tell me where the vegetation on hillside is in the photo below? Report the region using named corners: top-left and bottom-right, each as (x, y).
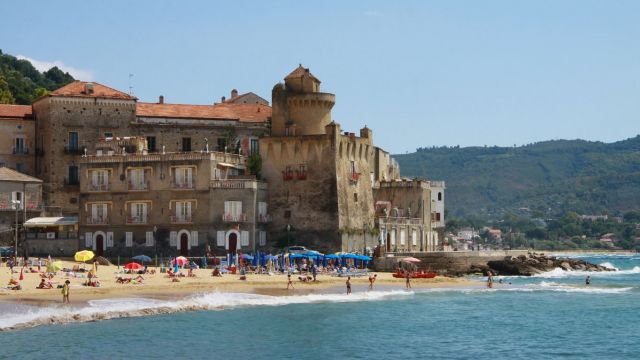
top-left (0, 50), bottom-right (75, 105)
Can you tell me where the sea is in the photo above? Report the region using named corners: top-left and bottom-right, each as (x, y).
top-left (0, 253), bottom-right (638, 360)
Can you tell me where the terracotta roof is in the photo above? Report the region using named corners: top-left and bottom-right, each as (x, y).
top-left (224, 92), bottom-right (269, 105)
top-left (285, 65), bottom-right (320, 83)
top-left (136, 102), bottom-right (271, 123)
top-left (49, 81), bottom-right (136, 100)
top-left (0, 167), bottom-right (42, 183)
top-left (0, 104), bottom-right (33, 119)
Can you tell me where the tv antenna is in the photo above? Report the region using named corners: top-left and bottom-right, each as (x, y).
top-left (128, 73), bottom-right (134, 95)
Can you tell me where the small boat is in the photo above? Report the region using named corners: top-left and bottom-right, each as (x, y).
top-left (392, 271), bottom-right (437, 279)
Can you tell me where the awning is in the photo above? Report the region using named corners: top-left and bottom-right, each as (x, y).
top-left (217, 162), bottom-right (245, 169)
top-left (24, 216), bottom-right (78, 228)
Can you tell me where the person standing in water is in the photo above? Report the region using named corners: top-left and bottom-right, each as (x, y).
top-left (62, 280), bottom-right (70, 304)
top-left (487, 271), bottom-right (494, 288)
top-left (405, 272), bottom-right (412, 289)
top-left (585, 276), bottom-right (591, 286)
top-left (346, 276), bottom-right (352, 295)
top-left (368, 274), bottom-right (377, 290)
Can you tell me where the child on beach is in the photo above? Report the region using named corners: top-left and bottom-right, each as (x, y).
top-left (62, 280), bottom-right (70, 304)
top-left (368, 274), bottom-right (377, 290)
top-left (346, 276), bottom-right (352, 295)
top-left (287, 274), bottom-right (294, 290)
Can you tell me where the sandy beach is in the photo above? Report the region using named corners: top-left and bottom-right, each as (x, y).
top-left (0, 261), bottom-right (478, 305)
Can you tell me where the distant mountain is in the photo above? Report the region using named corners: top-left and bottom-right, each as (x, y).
top-left (394, 136), bottom-right (640, 218)
top-left (0, 50), bottom-right (75, 105)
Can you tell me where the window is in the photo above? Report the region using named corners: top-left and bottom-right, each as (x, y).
top-left (241, 231), bottom-right (249, 246)
top-left (390, 230), bottom-right (396, 245)
top-left (259, 231), bottom-right (266, 246)
top-left (436, 213), bottom-right (441, 221)
top-left (11, 191), bottom-right (23, 209)
top-left (128, 168), bottom-right (147, 190)
top-left (350, 161), bottom-right (357, 174)
top-left (103, 132), bottom-right (113, 138)
top-left (90, 203), bottom-right (108, 223)
top-left (174, 167), bottom-right (193, 188)
top-left (14, 137), bottom-right (25, 154)
top-left (284, 210), bottom-right (291, 219)
top-left (224, 201), bottom-right (243, 221)
top-left (297, 164), bottom-right (307, 180)
top-left (147, 136), bottom-right (157, 152)
top-left (130, 203), bottom-right (148, 223)
top-left (68, 166), bottom-right (79, 185)
top-left (354, 193), bottom-right (358, 202)
top-left (145, 231), bottom-right (154, 246)
top-left (250, 138), bottom-right (259, 155)
top-left (438, 192), bottom-right (442, 201)
top-left (175, 201), bottom-right (192, 222)
top-left (412, 230), bottom-right (417, 246)
top-left (217, 138), bottom-right (227, 152)
top-left (15, 163), bottom-right (25, 173)
top-left (68, 132), bottom-right (78, 150)
top-left (182, 137), bottom-right (192, 152)
top-left (126, 232), bottom-right (133, 247)
top-left (90, 170), bottom-right (109, 191)
top-left (258, 202), bottom-right (267, 216)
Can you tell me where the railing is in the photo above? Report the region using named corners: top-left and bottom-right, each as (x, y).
top-left (64, 146), bottom-right (86, 155)
top-left (12, 147), bottom-right (29, 155)
top-left (258, 214), bottom-right (272, 223)
top-left (88, 183), bottom-right (109, 192)
top-left (26, 232), bottom-right (78, 239)
top-left (378, 217), bottom-right (423, 226)
top-left (0, 203), bottom-right (42, 211)
top-left (223, 213), bottom-right (247, 222)
top-left (171, 215), bottom-right (193, 224)
top-left (126, 215), bottom-right (148, 224)
top-left (211, 180), bottom-right (246, 189)
top-left (296, 172), bottom-right (307, 180)
top-left (128, 181), bottom-right (149, 191)
top-left (171, 181), bottom-right (195, 190)
top-left (86, 216), bottom-right (109, 225)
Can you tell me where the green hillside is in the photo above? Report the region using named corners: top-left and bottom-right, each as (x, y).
top-left (0, 50), bottom-right (75, 105)
top-left (394, 136), bottom-right (640, 218)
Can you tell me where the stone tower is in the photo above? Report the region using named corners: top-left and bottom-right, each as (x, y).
top-left (271, 65), bottom-right (336, 137)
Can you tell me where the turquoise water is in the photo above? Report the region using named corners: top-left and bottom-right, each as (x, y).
top-left (1, 254), bottom-right (639, 359)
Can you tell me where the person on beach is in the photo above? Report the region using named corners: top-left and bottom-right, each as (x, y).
top-left (487, 271), bottom-right (493, 288)
top-left (369, 274), bottom-right (377, 290)
top-left (62, 280), bottom-right (70, 304)
top-left (405, 272), bottom-right (412, 289)
top-left (346, 276), bottom-right (352, 295)
top-left (287, 274), bottom-right (294, 290)
top-left (585, 276), bottom-right (591, 286)
top-left (312, 265), bottom-right (317, 282)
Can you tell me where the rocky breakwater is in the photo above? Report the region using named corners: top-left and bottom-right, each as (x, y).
top-left (485, 253), bottom-right (614, 276)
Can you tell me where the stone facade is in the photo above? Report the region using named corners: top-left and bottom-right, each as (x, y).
top-left (0, 168), bottom-right (43, 247)
top-left (78, 141), bottom-right (268, 258)
top-left (0, 105), bottom-right (36, 175)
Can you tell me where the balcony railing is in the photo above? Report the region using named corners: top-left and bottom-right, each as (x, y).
top-left (171, 215), bottom-right (193, 224)
top-left (88, 183), bottom-right (109, 192)
top-left (223, 213), bottom-right (247, 223)
top-left (126, 215), bottom-right (148, 224)
top-left (64, 146), bottom-right (86, 155)
top-left (258, 213), bottom-right (272, 223)
top-left (296, 171), bottom-right (307, 180)
top-left (128, 181), bottom-right (149, 191)
top-left (12, 147), bottom-right (29, 155)
top-left (26, 232), bottom-right (78, 240)
top-left (86, 216), bottom-right (109, 225)
top-left (377, 217), bottom-right (423, 226)
top-left (171, 181), bottom-right (195, 190)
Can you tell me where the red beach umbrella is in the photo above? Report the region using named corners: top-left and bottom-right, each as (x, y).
top-left (171, 256), bottom-right (188, 266)
top-left (401, 257), bottom-right (421, 263)
top-left (124, 262), bottom-right (144, 271)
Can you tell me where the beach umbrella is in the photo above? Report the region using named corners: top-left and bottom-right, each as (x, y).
top-left (172, 256), bottom-right (188, 266)
top-left (47, 261), bottom-right (62, 272)
top-left (241, 254), bottom-right (254, 261)
top-left (132, 255), bottom-right (152, 263)
top-left (74, 250), bottom-right (95, 262)
top-left (401, 257), bottom-right (421, 263)
top-left (124, 262), bottom-right (144, 271)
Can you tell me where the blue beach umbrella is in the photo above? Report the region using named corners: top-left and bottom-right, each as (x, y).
top-left (132, 255), bottom-right (152, 263)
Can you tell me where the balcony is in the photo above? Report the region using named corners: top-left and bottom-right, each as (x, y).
top-left (171, 181), bottom-right (195, 190)
top-left (86, 216), bottom-right (109, 225)
top-left (88, 183), bottom-right (109, 192)
top-left (258, 213), bottom-right (272, 223)
top-left (64, 146), bottom-right (86, 155)
top-left (171, 215), bottom-right (193, 224)
top-left (12, 147), bottom-right (29, 155)
top-left (126, 215), bottom-right (148, 224)
top-left (223, 213), bottom-right (247, 223)
top-left (377, 217), bottom-right (423, 226)
top-left (128, 181), bottom-right (149, 191)
top-left (282, 171), bottom-right (294, 181)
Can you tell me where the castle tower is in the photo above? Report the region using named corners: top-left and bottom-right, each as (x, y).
top-left (271, 65), bottom-right (335, 136)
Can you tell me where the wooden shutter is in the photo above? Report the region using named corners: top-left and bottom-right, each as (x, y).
top-left (259, 231), bottom-right (266, 246)
top-left (241, 231), bottom-right (249, 247)
top-left (400, 230), bottom-right (406, 245)
top-left (170, 231), bottom-right (177, 247)
top-left (106, 232), bottom-right (113, 248)
top-left (126, 232), bottom-right (133, 247)
top-left (190, 231), bottom-right (198, 247)
top-left (217, 231), bottom-right (225, 246)
top-left (85, 232), bottom-right (93, 248)
top-left (146, 231), bottom-right (153, 246)
top-left (412, 230), bottom-right (417, 246)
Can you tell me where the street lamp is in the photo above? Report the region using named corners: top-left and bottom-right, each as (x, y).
top-left (11, 200), bottom-right (20, 260)
top-left (286, 224), bottom-right (291, 251)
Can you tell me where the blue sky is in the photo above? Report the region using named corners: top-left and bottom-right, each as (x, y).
top-left (2, 0), bottom-right (639, 153)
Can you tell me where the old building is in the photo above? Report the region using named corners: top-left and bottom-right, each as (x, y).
top-left (0, 105), bottom-right (35, 175)
top-left (0, 167), bottom-right (43, 247)
top-left (77, 137), bottom-right (268, 258)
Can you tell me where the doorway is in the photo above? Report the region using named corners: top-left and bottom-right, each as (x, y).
top-left (96, 235), bottom-right (104, 256)
top-left (180, 233), bottom-right (189, 256)
top-left (386, 233), bottom-right (391, 252)
top-left (228, 232), bottom-right (238, 253)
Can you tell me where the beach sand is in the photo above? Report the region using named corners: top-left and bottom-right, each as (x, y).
top-left (0, 260), bottom-right (478, 305)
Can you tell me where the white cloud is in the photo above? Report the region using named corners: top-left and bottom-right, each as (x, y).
top-left (16, 55), bottom-right (94, 81)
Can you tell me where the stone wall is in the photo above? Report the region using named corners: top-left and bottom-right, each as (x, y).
top-left (0, 117), bottom-right (35, 175)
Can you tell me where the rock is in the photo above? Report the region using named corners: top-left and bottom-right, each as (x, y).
top-left (560, 262), bottom-right (572, 271)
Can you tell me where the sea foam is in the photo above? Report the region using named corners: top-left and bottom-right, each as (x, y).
top-left (532, 266), bottom-right (640, 279)
top-left (0, 290), bottom-right (412, 331)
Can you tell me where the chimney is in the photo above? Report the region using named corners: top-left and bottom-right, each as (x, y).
top-left (159, 95), bottom-right (164, 104)
top-left (231, 89), bottom-right (238, 98)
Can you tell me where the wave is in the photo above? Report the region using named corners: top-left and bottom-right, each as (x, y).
top-left (0, 290), bottom-right (412, 331)
top-left (450, 282), bottom-right (633, 295)
top-left (599, 262), bottom-right (619, 270)
top-left (531, 266), bottom-right (640, 279)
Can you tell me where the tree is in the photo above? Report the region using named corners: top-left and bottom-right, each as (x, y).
top-left (0, 76), bottom-right (14, 104)
top-left (247, 153), bottom-right (262, 179)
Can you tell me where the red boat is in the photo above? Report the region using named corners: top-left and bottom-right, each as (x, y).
top-left (393, 271), bottom-right (437, 279)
